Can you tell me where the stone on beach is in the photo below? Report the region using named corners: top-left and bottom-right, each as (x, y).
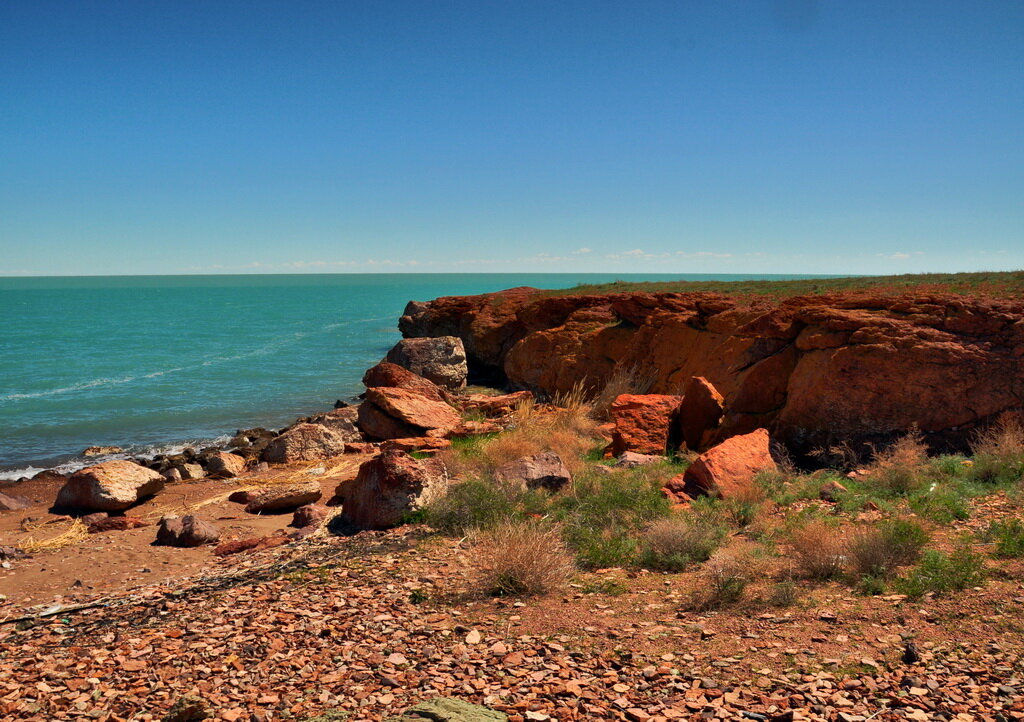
top-left (0, 492), bottom-right (31, 512)
top-left (287, 407), bottom-right (363, 443)
top-left (262, 423), bottom-right (347, 463)
top-left (291, 503), bottom-right (328, 529)
top-left (54, 460), bottom-right (166, 512)
top-left (154, 514), bottom-right (220, 547)
top-left (204, 451), bottom-right (247, 478)
top-left (385, 336), bottom-right (468, 391)
top-left (334, 449), bottom-right (447, 531)
top-left (242, 479), bottom-right (323, 514)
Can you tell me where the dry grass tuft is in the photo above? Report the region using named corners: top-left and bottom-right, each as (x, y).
top-left (688, 548), bottom-right (765, 610)
top-left (591, 365), bottom-right (659, 420)
top-left (790, 520), bottom-right (846, 580)
top-left (18, 519), bottom-right (89, 553)
top-left (640, 513), bottom-right (728, 571)
top-left (970, 416), bottom-right (1024, 484)
top-left (865, 429), bottom-right (930, 496)
top-left (474, 521), bottom-right (575, 596)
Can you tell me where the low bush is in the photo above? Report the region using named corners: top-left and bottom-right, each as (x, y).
top-left (766, 580), bottom-right (798, 607)
top-left (909, 485), bottom-right (971, 523)
top-left (895, 541), bottom-right (987, 598)
top-left (591, 364), bottom-right (659, 420)
top-left (846, 518), bottom-right (929, 578)
top-left (722, 484), bottom-right (767, 528)
top-left (687, 550), bottom-right (758, 610)
top-left (640, 513), bottom-right (729, 572)
top-left (969, 417), bottom-right (1024, 485)
top-left (985, 518), bottom-right (1024, 558)
top-left (474, 521), bottom-right (575, 597)
top-left (864, 430), bottom-right (930, 497)
top-left (790, 520), bottom-right (846, 580)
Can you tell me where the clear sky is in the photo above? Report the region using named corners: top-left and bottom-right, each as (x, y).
top-left (1, 1), bottom-right (1021, 276)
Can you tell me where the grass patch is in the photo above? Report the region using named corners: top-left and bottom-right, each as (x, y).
top-left (790, 519), bottom-right (846, 580)
top-left (895, 541), bottom-right (987, 598)
top-left (984, 518), bottom-right (1024, 558)
top-left (639, 511), bottom-right (729, 572)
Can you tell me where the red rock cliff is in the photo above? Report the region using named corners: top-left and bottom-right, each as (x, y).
top-left (399, 288), bottom-right (1024, 456)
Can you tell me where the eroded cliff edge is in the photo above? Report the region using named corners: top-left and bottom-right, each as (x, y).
top-left (399, 287), bottom-right (1024, 458)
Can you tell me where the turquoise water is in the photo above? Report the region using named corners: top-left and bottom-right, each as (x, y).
top-left (0, 273), bottom-right (819, 476)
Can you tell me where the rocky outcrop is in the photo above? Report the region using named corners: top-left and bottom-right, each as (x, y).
top-left (680, 428), bottom-right (776, 499)
top-left (155, 514), bottom-right (220, 547)
top-left (607, 394), bottom-right (680, 456)
top-left (385, 336), bottom-right (468, 391)
top-left (228, 427), bottom-right (277, 461)
top-left (400, 288), bottom-right (1024, 457)
top-left (673, 376), bottom-right (725, 452)
top-left (334, 449), bottom-right (447, 531)
top-left (54, 460), bottom-right (165, 512)
top-left (361, 387), bottom-right (462, 438)
top-left (493, 451), bottom-right (572, 492)
top-left (262, 423), bottom-right (346, 463)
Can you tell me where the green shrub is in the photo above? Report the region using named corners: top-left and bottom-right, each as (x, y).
top-left (425, 479), bottom-right (523, 535)
top-left (985, 518), bottom-right (1024, 558)
top-left (847, 518), bottom-right (929, 578)
top-left (857, 575), bottom-right (886, 596)
top-left (896, 542), bottom-right (987, 598)
top-left (639, 513), bottom-right (728, 572)
top-left (909, 485), bottom-right (971, 523)
top-left (767, 580), bottom-right (798, 607)
top-left (556, 466), bottom-right (672, 568)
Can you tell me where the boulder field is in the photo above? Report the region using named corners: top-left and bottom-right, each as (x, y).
top-left (399, 288), bottom-right (1024, 457)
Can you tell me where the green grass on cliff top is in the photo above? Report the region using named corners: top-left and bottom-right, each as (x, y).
top-left (547, 270), bottom-right (1024, 299)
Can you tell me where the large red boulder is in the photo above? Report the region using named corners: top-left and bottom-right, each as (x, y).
top-left (334, 449), bottom-right (447, 530)
top-left (204, 452), bottom-right (247, 478)
top-left (673, 376), bottom-right (726, 452)
top-left (363, 387), bottom-right (462, 437)
top-left (55, 460), bottom-right (165, 512)
top-left (680, 428), bottom-right (776, 499)
top-left (607, 394), bottom-right (681, 456)
top-left (362, 361), bottom-right (449, 403)
top-left (262, 423), bottom-right (347, 463)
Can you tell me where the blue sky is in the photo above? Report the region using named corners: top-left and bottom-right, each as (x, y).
top-left (1, 1), bottom-right (1021, 276)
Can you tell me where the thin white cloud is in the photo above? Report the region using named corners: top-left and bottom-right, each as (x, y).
top-left (877, 252), bottom-right (912, 260)
top-left (572, 247), bottom-right (592, 255)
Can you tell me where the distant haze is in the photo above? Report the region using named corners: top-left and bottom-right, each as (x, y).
top-left (1, 2), bottom-right (1022, 275)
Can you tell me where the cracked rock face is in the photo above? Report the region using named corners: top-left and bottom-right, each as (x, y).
top-left (401, 288), bottom-right (1024, 457)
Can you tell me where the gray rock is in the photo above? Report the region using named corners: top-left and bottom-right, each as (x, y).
top-left (384, 697), bottom-right (507, 722)
top-left (615, 451), bottom-right (662, 468)
top-left (386, 336), bottom-right (468, 392)
top-left (493, 451), bottom-right (572, 492)
top-left (244, 479), bottom-right (322, 514)
top-left (0, 491), bottom-right (31, 512)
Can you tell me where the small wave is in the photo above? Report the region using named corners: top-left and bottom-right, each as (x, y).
top-left (0, 375), bottom-right (141, 402)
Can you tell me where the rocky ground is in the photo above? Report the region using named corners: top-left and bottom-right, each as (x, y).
top-left (3, 481), bottom-right (1024, 722)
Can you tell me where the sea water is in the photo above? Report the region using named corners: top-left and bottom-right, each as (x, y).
top-left (0, 273), bottom-right (816, 476)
